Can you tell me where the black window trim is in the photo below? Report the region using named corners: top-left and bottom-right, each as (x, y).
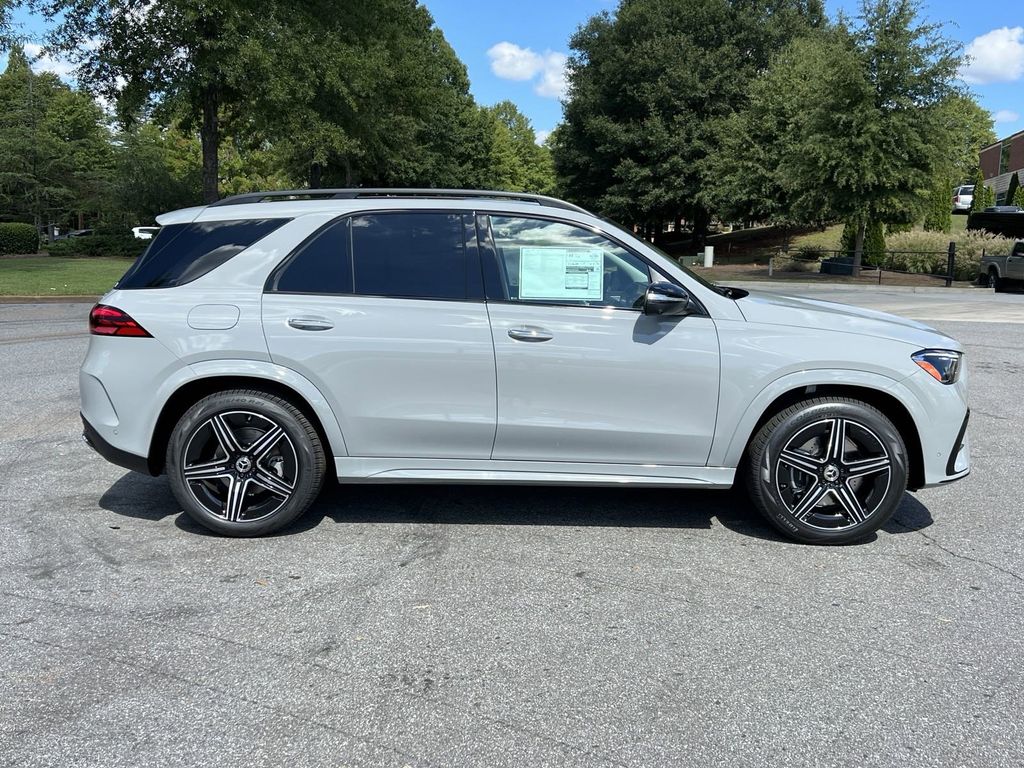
top-left (477, 211), bottom-right (709, 317)
top-left (264, 208), bottom-right (487, 303)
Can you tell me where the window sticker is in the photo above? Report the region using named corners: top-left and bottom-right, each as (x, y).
top-left (519, 247), bottom-right (603, 300)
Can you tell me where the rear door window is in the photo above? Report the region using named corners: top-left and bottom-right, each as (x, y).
top-left (350, 213), bottom-right (472, 300)
top-left (269, 218), bottom-right (353, 294)
top-left (118, 219), bottom-right (290, 289)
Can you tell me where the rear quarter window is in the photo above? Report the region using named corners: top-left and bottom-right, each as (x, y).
top-left (117, 219), bottom-right (290, 289)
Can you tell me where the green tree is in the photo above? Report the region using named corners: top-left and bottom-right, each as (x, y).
top-left (553, 0), bottom-right (825, 239)
top-left (938, 95), bottom-right (996, 184)
top-left (922, 179), bottom-right (952, 232)
top-left (0, 45), bottom-right (113, 229)
top-left (480, 101), bottom-right (556, 194)
top-left (110, 123), bottom-right (202, 223)
top-left (28, 0), bottom-right (332, 202)
top-left (1005, 172), bottom-right (1020, 208)
top-left (1015, 184), bottom-right (1024, 208)
top-left (257, 1), bottom-right (493, 190)
top-left (726, 1), bottom-right (961, 274)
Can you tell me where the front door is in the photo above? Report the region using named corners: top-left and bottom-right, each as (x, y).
top-left (481, 214), bottom-right (720, 466)
top-left (262, 211), bottom-right (496, 459)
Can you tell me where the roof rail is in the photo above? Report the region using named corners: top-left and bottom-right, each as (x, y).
top-left (208, 188), bottom-right (590, 214)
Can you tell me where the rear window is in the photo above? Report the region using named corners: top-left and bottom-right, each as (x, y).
top-left (117, 219), bottom-right (290, 289)
top-left (959, 186), bottom-right (975, 195)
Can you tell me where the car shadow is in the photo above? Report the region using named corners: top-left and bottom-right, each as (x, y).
top-left (98, 473), bottom-right (935, 543)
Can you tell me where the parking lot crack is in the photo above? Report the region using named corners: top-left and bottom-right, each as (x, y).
top-left (890, 523), bottom-right (1024, 584)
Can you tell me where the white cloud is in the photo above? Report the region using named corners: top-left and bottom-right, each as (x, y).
top-left (959, 27), bottom-right (1024, 85)
top-left (487, 41), bottom-right (569, 100)
top-left (488, 42), bottom-right (545, 81)
top-left (22, 42), bottom-right (78, 80)
top-left (535, 129), bottom-right (552, 146)
top-left (994, 109), bottom-right (1020, 123)
top-left (535, 52), bottom-right (568, 99)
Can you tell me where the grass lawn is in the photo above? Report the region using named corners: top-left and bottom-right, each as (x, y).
top-left (0, 256), bottom-right (129, 296)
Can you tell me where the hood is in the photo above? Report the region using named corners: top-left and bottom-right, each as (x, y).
top-left (734, 289), bottom-right (962, 351)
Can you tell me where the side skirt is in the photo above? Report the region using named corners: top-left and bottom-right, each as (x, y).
top-left (334, 458), bottom-right (735, 488)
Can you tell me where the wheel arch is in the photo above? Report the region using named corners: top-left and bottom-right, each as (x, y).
top-left (723, 380), bottom-right (925, 491)
top-left (147, 373), bottom-right (343, 475)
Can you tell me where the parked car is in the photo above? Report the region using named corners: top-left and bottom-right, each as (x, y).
top-left (952, 185), bottom-right (974, 214)
top-left (68, 228), bottom-right (94, 238)
top-left (979, 239), bottom-right (1024, 291)
top-left (982, 206), bottom-right (1024, 214)
top-left (132, 226), bottom-right (161, 240)
top-left (80, 189), bottom-right (970, 544)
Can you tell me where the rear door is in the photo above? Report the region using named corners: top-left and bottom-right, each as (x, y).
top-left (262, 211), bottom-right (497, 459)
top-left (479, 214), bottom-right (721, 466)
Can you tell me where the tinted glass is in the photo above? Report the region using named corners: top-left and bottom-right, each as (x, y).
top-left (351, 213), bottom-right (467, 299)
top-left (118, 219), bottom-right (289, 289)
top-left (271, 218), bottom-right (353, 294)
top-left (489, 216), bottom-right (650, 308)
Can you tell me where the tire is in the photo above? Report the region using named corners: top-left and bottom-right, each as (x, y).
top-left (166, 389), bottom-right (326, 536)
top-left (745, 397), bottom-right (908, 545)
top-left (989, 268), bottom-right (1004, 292)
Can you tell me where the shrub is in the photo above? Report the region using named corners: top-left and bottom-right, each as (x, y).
top-left (886, 229), bottom-right (1015, 280)
top-left (922, 180), bottom-right (952, 233)
top-left (1006, 172), bottom-right (1020, 208)
top-left (795, 244), bottom-right (826, 259)
top-left (839, 220), bottom-right (885, 265)
top-left (47, 230), bottom-right (146, 259)
top-left (0, 222), bottom-right (40, 254)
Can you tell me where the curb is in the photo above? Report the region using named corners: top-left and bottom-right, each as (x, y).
top-left (0, 296), bottom-right (100, 304)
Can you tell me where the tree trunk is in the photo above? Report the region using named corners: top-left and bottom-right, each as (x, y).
top-left (852, 220), bottom-right (866, 278)
top-left (692, 207), bottom-right (710, 247)
top-left (309, 161), bottom-right (322, 189)
top-left (200, 87), bottom-right (219, 204)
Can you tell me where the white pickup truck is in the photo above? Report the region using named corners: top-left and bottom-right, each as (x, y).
top-left (980, 240), bottom-right (1024, 292)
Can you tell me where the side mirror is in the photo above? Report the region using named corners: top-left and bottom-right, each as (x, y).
top-left (643, 282), bottom-right (693, 317)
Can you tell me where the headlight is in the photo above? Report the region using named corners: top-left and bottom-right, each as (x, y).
top-left (912, 349), bottom-right (962, 384)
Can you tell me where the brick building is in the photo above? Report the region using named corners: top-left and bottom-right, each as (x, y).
top-left (980, 129), bottom-right (1024, 204)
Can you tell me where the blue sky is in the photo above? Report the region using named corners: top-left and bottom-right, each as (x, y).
top-left (3, 0), bottom-right (1022, 143)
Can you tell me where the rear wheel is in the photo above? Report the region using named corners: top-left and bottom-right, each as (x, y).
top-left (745, 398), bottom-right (908, 544)
top-left (989, 268), bottom-right (1005, 292)
top-left (167, 390), bottom-right (326, 536)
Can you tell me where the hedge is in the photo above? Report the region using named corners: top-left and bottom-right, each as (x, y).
top-left (0, 223), bottom-right (40, 255)
top-left (46, 231), bottom-right (147, 259)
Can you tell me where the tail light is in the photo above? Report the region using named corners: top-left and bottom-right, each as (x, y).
top-left (89, 304), bottom-right (152, 337)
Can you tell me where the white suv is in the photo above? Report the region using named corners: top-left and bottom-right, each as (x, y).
top-left (80, 189), bottom-right (970, 543)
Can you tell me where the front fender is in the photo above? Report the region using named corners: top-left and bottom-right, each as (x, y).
top-left (710, 368), bottom-right (927, 469)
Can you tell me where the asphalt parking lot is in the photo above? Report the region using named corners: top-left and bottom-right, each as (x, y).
top-left (1, 286), bottom-right (1022, 768)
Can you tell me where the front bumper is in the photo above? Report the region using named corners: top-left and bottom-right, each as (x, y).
top-left (81, 413), bottom-right (154, 475)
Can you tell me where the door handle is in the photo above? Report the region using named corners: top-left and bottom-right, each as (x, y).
top-left (288, 316), bottom-right (334, 331)
top-left (507, 326), bottom-right (553, 342)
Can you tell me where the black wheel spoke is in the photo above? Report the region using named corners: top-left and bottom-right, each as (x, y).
top-left (779, 449), bottom-right (822, 475)
top-left (791, 482), bottom-right (828, 521)
top-left (774, 416), bottom-right (893, 531)
top-left (834, 483), bottom-right (866, 524)
top-left (209, 413), bottom-right (242, 455)
top-left (183, 459), bottom-right (232, 481)
top-left (252, 467), bottom-right (294, 498)
top-left (182, 409), bottom-right (298, 524)
top-left (844, 456), bottom-right (890, 478)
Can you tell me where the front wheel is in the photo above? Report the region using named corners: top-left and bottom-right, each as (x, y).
top-left (167, 389), bottom-right (326, 536)
top-left (745, 398), bottom-right (908, 544)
